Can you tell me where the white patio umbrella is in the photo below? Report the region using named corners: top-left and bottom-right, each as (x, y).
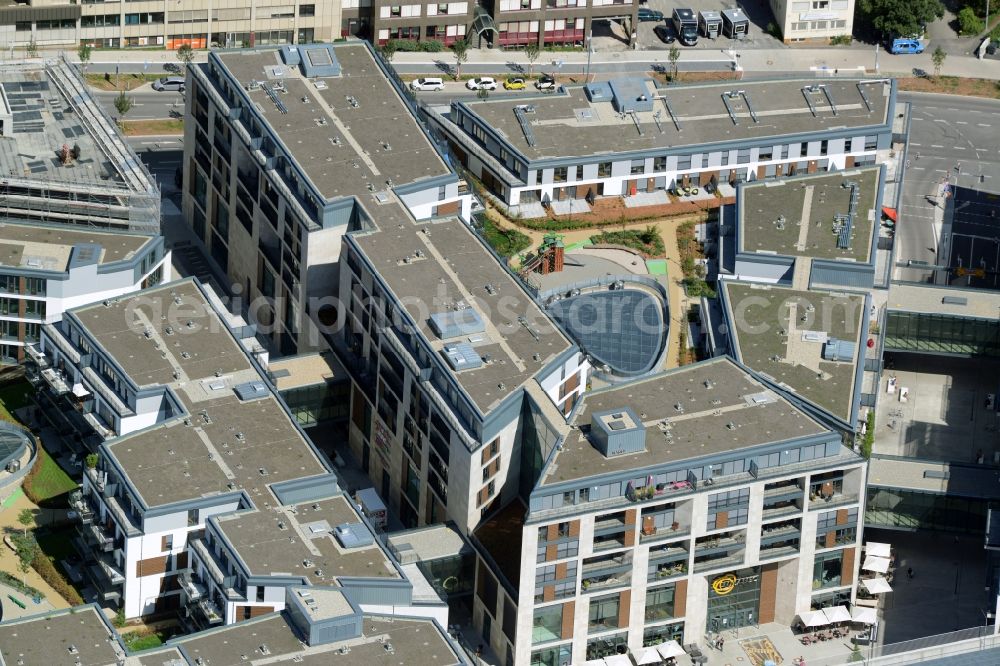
top-left (631, 647), bottom-right (662, 665)
top-left (603, 655), bottom-right (632, 666)
top-left (655, 640), bottom-right (686, 659)
top-left (861, 576), bottom-right (893, 594)
top-left (866, 541), bottom-right (892, 558)
top-left (822, 605), bottom-right (852, 624)
top-left (852, 606), bottom-right (878, 624)
top-left (798, 610), bottom-right (830, 627)
top-left (862, 555), bottom-right (891, 574)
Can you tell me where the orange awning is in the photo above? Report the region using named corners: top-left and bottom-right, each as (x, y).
top-left (882, 206), bottom-right (898, 222)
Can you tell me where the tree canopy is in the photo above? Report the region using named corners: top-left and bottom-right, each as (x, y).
top-left (859, 0), bottom-right (944, 38)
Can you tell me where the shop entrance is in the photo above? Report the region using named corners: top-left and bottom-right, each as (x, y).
top-left (706, 567), bottom-right (761, 635)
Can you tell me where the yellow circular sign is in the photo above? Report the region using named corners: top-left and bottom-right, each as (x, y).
top-left (712, 573), bottom-right (737, 595)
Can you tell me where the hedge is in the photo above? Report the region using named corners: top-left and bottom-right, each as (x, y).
top-left (32, 549), bottom-right (84, 606)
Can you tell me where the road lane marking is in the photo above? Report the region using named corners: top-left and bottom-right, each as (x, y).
top-left (911, 166), bottom-right (926, 170)
top-left (956, 121), bottom-right (968, 125)
top-left (978, 123), bottom-right (991, 127)
top-left (931, 144), bottom-right (944, 148)
top-left (934, 119), bottom-right (948, 123)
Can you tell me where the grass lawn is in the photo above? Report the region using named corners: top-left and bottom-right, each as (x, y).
top-left (120, 119), bottom-right (184, 136)
top-left (0, 379), bottom-right (32, 422)
top-left (23, 447), bottom-right (78, 505)
top-left (897, 76), bottom-right (1000, 100)
top-left (124, 632), bottom-right (166, 651)
top-left (85, 73), bottom-right (162, 91)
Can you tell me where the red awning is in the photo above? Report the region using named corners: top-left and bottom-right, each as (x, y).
top-left (882, 206), bottom-right (898, 222)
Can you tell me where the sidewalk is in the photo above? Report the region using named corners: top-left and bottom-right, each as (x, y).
top-left (29, 43), bottom-right (1000, 81)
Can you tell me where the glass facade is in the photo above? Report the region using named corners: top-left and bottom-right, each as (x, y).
top-left (533, 605), bottom-right (564, 644)
top-left (706, 567), bottom-right (761, 633)
top-left (885, 311), bottom-right (1000, 357)
top-left (643, 621), bottom-right (684, 647)
top-left (280, 381), bottom-right (349, 427)
top-left (530, 643), bottom-right (571, 666)
top-left (812, 551), bottom-right (843, 589)
top-left (866, 487), bottom-right (989, 534)
top-left (644, 583), bottom-right (677, 622)
top-left (586, 631), bottom-right (627, 660)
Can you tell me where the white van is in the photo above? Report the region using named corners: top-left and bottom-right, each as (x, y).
top-left (410, 77), bottom-right (444, 92)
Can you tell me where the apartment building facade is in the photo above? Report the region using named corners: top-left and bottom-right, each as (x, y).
top-left (468, 358), bottom-right (867, 665)
top-left (426, 77), bottom-right (896, 210)
top-left (182, 42), bottom-right (469, 356)
top-left (768, 0), bottom-right (856, 43)
top-left (30, 279), bottom-right (430, 626)
top-left (1, 0), bottom-right (339, 49)
top-left (0, 223), bottom-right (166, 365)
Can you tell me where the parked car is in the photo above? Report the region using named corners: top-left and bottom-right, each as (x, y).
top-left (503, 77), bottom-right (526, 90)
top-left (152, 76), bottom-right (185, 92)
top-left (535, 74), bottom-right (556, 91)
top-left (466, 77), bottom-right (498, 90)
top-left (654, 25), bottom-right (676, 44)
top-left (890, 38), bottom-right (925, 54)
top-left (638, 7), bottom-right (664, 21)
top-left (410, 77), bottom-right (444, 91)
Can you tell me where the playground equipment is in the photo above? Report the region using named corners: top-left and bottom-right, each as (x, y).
top-left (520, 233), bottom-right (565, 277)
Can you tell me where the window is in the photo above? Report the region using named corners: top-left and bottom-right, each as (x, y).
top-left (654, 156), bottom-right (666, 171)
top-left (24, 300), bottom-right (45, 319)
top-left (0, 276), bottom-right (16, 293)
top-left (299, 3), bottom-right (315, 15)
top-left (256, 586), bottom-right (266, 602)
top-left (812, 0), bottom-right (829, 7)
top-left (644, 583), bottom-right (676, 622)
top-left (597, 162), bottom-right (611, 177)
top-left (562, 490), bottom-right (576, 506)
top-left (553, 167), bottom-right (568, 183)
top-left (533, 605), bottom-right (564, 644)
top-left (390, 5), bottom-right (401, 16)
top-left (588, 593), bottom-right (621, 633)
top-left (162, 534), bottom-right (173, 551)
top-left (630, 159), bottom-right (644, 175)
top-left (813, 550), bottom-right (844, 589)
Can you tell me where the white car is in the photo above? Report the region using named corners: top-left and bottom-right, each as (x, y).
top-left (466, 77), bottom-right (497, 91)
top-left (410, 77), bottom-right (444, 92)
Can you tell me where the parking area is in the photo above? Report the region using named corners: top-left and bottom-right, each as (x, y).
top-left (612, 0), bottom-right (786, 52)
top-left (874, 353), bottom-right (1000, 464)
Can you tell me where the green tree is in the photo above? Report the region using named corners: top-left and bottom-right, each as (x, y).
top-left (114, 92), bottom-right (133, 128)
top-left (957, 7), bottom-right (984, 34)
top-left (667, 45), bottom-right (681, 82)
top-left (177, 43), bottom-right (195, 67)
top-left (859, 0), bottom-right (944, 39)
top-left (77, 43), bottom-right (93, 71)
top-left (85, 453), bottom-right (98, 469)
top-left (17, 508), bottom-right (33, 536)
top-left (524, 42), bottom-right (540, 77)
top-left (26, 39), bottom-right (38, 59)
top-left (452, 40), bottom-right (468, 79)
top-left (379, 39), bottom-right (398, 63)
top-left (932, 45), bottom-right (947, 77)
top-left (11, 533), bottom-right (38, 587)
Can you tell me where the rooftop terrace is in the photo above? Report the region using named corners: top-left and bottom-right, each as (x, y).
top-left (0, 221), bottom-right (154, 272)
top-left (214, 495), bottom-right (399, 583)
top-left (351, 215), bottom-right (574, 414)
top-left (540, 357), bottom-right (827, 486)
top-left (213, 45), bottom-right (450, 204)
top-left (721, 282), bottom-right (865, 422)
top-left (457, 78), bottom-right (892, 162)
top-left (73, 280), bottom-right (326, 509)
top-left (739, 166), bottom-right (880, 263)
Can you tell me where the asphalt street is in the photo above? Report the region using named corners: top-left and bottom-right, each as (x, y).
top-left (94, 88), bottom-right (185, 120)
top-left (893, 92), bottom-right (1000, 285)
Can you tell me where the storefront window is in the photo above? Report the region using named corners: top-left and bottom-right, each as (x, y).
top-left (706, 568), bottom-right (761, 634)
top-left (643, 621), bottom-right (684, 646)
top-left (530, 643), bottom-right (571, 666)
top-left (586, 631), bottom-right (627, 659)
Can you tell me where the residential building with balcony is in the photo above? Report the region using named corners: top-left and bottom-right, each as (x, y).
top-left (767, 0), bottom-right (856, 44)
top-left (425, 77), bottom-right (895, 215)
top-left (36, 279), bottom-right (431, 629)
top-left (336, 201), bottom-right (589, 533)
top-left (182, 42), bottom-right (470, 356)
top-left (0, 0), bottom-right (340, 50)
top-left (0, 58), bottom-right (160, 233)
top-left (470, 357), bottom-right (867, 665)
top-left (0, 221), bottom-right (166, 366)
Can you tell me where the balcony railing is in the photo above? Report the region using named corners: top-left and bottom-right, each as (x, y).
top-left (197, 597), bottom-right (224, 624)
top-left (808, 492), bottom-right (859, 510)
top-left (40, 367), bottom-right (72, 395)
top-left (179, 572), bottom-right (206, 602)
top-left (69, 494), bottom-right (95, 525)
